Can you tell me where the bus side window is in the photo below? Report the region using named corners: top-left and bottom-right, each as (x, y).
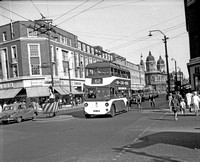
top-left (111, 68), bottom-right (114, 76)
top-left (110, 87), bottom-right (114, 98)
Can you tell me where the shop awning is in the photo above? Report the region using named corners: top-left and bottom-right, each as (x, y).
top-left (54, 86), bottom-right (69, 95)
top-left (63, 86), bottom-right (84, 95)
top-left (26, 87), bottom-right (50, 98)
top-left (0, 88), bottom-right (22, 99)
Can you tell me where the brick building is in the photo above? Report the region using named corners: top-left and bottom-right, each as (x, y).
top-left (0, 20), bottom-right (145, 104)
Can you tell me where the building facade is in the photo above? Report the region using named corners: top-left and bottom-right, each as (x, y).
top-left (143, 51), bottom-right (167, 92)
top-left (184, 0), bottom-right (200, 91)
top-left (0, 20), bottom-right (145, 103)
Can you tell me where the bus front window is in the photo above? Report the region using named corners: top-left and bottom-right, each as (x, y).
top-left (86, 88), bottom-right (96, 99)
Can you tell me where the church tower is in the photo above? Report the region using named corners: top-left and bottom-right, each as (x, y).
top-left (146, 51), bottom-right (156, 72)
top-left (157, 55), bottom-right (165, 72)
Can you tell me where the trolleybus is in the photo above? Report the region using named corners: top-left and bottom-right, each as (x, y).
top-left (84, 61), bottom-right (131, 118)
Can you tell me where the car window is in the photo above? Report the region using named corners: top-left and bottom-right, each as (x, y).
top-left (3, 106), bottom-right (14, 111)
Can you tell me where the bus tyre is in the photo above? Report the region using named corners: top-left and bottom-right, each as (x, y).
top-left (110, 105), bottom-right (116, 117)
top-left (85, 114), bottom-right (91, 118)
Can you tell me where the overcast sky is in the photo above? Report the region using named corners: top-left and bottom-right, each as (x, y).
top-left (0, 0), bottom-right (189, 78)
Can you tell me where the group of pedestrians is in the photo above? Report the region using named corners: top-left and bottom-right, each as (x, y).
top-left (168, 90), bottom-right (200, 121)
top-left (134, 92), bottom-right (156, 111)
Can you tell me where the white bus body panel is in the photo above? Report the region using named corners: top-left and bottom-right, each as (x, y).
top-left (84, 98), bottom-right (128, 115)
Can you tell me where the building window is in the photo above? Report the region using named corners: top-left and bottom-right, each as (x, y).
top-left (87, 46), bottom-right (90, 54)
top-left (80, 54), bottom-right (84, 78)
top-left (82, 44), bottom-right (86, 52)
top-left (51, 45), bottom-right (55, 62)
top-left (85, 56), bottom-right (88, 66)
top-left (78, 42), bottom-right (81, 50)
top-left (91, 47), bottom-right (94, 55)
top-left (28, 44), bottom-right (41, 75)
top-left (27, 28), bottom-right (38, 37)
top-left (93, 58), bottom-right (96, 63)
top-left (69, 38), bottom-right (72, 47)
top-left (89, 57), bottom-right (92, 64)
top-left (11, 46), bottom-right (17, 63)
top-left (31, 64), bottom-right (40, 75)
top-left (29, 45), bottom-right (39, 57)
top-left (12, 64), bottom-right (18, 78)
top-left (2, 32), bottom-right (7, 41)
top-left (62, 50), bottom-right (69, 61)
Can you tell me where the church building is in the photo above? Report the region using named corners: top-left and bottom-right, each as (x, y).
top-left (141, 51), bottom-right (167, 92)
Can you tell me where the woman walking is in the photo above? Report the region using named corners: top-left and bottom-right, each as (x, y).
top-left (171, 95), bottom-right (180, 121)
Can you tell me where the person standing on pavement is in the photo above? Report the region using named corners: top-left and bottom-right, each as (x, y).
top-left (180, 98), bottom-right (186, 115)
top-left (186, 90), bottom-right (193, 112)
top-left (191, 91), bottom-right (200, 116)
top-left (136, 93), bottom-right (142, 111)
top-left (149, 93), bottom-right (156, 108)
top-left (168, 93), bottom-right (173, 112)
top-left (171, 95), bottom-right (180, 121)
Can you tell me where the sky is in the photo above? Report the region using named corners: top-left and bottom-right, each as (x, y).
top-left (0, 0), bottom-right (190, 78)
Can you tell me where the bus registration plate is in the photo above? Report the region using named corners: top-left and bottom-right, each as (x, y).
top-left (93, 110), bottom-right (100, 112)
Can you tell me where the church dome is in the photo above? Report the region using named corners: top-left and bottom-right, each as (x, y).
top-left (157, 56), bottom-right (165, 64)
top-left (146, 51), bottom-right (155, 62)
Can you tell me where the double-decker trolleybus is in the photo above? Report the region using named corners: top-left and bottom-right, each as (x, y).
top-left (84, 61), bottom-right (131, 118)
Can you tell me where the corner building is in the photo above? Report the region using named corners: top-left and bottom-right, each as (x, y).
top-left (0, 21), bottom-right (144, 104)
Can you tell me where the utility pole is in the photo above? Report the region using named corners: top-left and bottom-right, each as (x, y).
top-left (33, 18), bottom-right (54, 100)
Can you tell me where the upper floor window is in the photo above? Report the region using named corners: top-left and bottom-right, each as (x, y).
top-left (62, 50), bottom-right (69, 61)
top-left (87, 46), bottom-right (90, 54)
top-left (11, 46), bottom-right (17, 63)
top-left (2, 32), bottom-right (7, 41)
top-left (78, 42), bottom-right (81, 50)
top-left (29, 45), bottom-right (39, 57)
top-left (91, 47), bottom-right (94, 55)
top-left (27, 28), bottom-right (38, 37)
top-left (51, 45), bottom-right (55, 62)
top-left (82, 44), bottom-right (86, 52)
top-left (69, 38), bottom-right (72, 47)
top-left (28, 44), bottom-right (41, 75)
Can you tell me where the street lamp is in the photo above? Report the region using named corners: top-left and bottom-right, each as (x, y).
top-left (148, 30), bottom-right (170, 94)
top-left (171, 58), bottom-right (177, 92)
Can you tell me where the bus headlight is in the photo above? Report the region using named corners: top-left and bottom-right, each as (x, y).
top-left (105, 103), bottom-right (109, 107)
top-left (84, 103), bottom-right (88, 107)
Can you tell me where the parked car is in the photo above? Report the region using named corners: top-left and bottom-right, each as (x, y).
top-left (0, 103), bottom-right (38, 124)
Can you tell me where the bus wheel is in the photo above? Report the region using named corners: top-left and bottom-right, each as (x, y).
top-left (110, 105), bottom-right (116, 117)
top-left (85, 114), bottom-right (91, 118)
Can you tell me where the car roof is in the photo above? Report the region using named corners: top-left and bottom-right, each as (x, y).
top-left (4, 103), bottom-right (25, 107)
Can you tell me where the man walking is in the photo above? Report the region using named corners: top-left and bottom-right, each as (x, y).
top-left (191, 91), bottom-right (200, 116)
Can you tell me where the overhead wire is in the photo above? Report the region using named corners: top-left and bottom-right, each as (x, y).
top-left (31, 0), bottom-right (46, 19)
top-left (56, 0), bottom-right (104, 26)
top-left (54, 0), bottom-right (89, 22)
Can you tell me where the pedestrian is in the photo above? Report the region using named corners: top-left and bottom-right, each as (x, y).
top-left (168, 93), bottom-right (173, 112)
top-left (136, 93), bottom-right (142, 111)
top-left (171, 95), bottom-right (180, 121)
top-left (191, 91), bottom-right (200, 116)
top-left (149, 93), bottom-right (155, 108)
top-left (0, 104), bottom-right (2, 113)
top-left (180, 98), bottom-right (186, 115)
top-left (186, 90), bottom-right (193, 112)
